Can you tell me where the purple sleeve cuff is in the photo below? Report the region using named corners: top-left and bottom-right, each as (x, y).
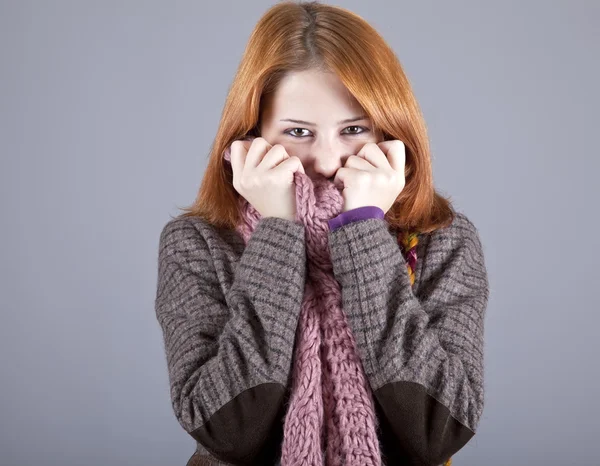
top-left (327, 206), bottom-right (385, 231)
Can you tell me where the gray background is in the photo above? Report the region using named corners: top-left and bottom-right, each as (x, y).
top-left (1, 1), bottom-right (598, 465)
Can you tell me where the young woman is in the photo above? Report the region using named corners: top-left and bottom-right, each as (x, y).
top-left (155, 2), bottom-right (489, 465)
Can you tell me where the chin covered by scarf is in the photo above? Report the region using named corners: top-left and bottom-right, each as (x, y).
top-left (222, 137), bottom-right (447, 466)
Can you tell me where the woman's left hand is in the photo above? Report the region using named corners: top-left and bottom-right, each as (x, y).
top-left (333, 139), bottom-right (406, 214)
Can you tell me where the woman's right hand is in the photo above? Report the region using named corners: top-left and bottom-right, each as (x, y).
top-left (229, 137), bottom-right (305, 222)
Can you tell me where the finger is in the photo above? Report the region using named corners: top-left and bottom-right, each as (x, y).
top-left (228, 140), bottom-right (246, 187)
top-left (244, 137), bottom-right (272, 170)
top-left (258, 144), bottom-right (291, 172)
top-left (377, 140), bottom-right (406, 173)
top-left (356, 142), bottom-right (390, 169)
top-left (271, 155), bottom-right (306, 180)
top-left (333, 166), bottom-right (362, 190)
top-left (333, 167), bottom-right (345, 190)
top-left (343, 154), bottom-right (377, 171)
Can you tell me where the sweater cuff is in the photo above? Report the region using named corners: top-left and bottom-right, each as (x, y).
top-left (327, 206), bottom-right (385, 231)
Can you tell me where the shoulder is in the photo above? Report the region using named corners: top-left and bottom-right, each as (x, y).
top-left (158, 215), bottom-right (244, 259)
top-left (417, 210), bottom-right (489, 302)
top-left (159, 215), bottom-right (203, 247)
top-left (422, 209), bottom-right (488, 278)
top-left (157, 215), bottom-right (217, 257)
top-left (427, 210), bottom-right (485, 253)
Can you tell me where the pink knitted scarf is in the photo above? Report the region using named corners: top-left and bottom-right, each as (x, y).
top-left (223, 137), bottom-right (417, 465)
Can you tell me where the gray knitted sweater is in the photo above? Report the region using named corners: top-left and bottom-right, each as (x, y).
top-left (154, 211), bottom-right (489, 466)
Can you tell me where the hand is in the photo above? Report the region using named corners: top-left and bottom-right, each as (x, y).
top-left (332, 140), bottom-right (406, 214)
top-left (228, 137), bottom-right (306, 221)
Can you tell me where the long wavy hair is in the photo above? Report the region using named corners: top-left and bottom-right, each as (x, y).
top-left (176, 0), bottom-right (455, 234)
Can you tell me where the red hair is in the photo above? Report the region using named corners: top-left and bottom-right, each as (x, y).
top-left (176, 0), bottom-right (455, 234)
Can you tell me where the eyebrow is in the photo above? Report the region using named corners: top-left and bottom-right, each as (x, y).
top-left (279, 115), bottom-right (369, 126)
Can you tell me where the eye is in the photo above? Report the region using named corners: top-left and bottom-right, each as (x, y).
top-left (285, 128), bottom-right (311, 138)
top-left (342, 125), bottom-right (369, 135)
top-left (284, 126), bottom-right (370, 138)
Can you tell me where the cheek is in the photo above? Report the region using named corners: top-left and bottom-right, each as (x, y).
top-left (263, 140), bottom-right (305, 160)
top-left (283, 147), bottom-right (306, 161)
top-left (366, 131), bottom-right (383, 143)
top-left (349, 138), bottom-right (375, 154)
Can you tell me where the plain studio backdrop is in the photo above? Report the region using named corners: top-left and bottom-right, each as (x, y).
top-left (1, 1), bottom-right (598, 465)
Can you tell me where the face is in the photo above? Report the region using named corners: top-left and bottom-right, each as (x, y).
top-left (258, 69), bottom-right (384, 182)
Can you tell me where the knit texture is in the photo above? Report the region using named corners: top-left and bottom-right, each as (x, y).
top-left (223, 138), bottom-right (452, 466)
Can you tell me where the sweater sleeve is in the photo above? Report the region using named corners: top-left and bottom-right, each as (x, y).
top-left (327, 212), bottom-right (489, 466)
top-left (327, 206), bottom-right (385, 231)
top-left (155, 216), bottom-right (306, 465)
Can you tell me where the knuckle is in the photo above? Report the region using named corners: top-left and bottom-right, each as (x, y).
top-left (356, 172), bottom-right (369, 185)
top-left (391, 139), bottom-right (405, 150)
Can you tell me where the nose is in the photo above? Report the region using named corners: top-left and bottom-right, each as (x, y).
top-left (305, 138), bottom-right (345, 180)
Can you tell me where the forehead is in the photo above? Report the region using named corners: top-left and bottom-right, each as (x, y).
top-left (264, 70), bottom-right (364, 121)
